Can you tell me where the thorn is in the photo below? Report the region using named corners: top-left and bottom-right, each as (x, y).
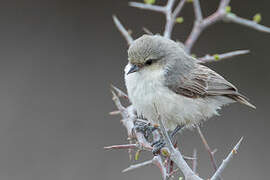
top-left (127, 29), bottom-right (133, 35)
top-left (212, 149), bottom-right (218, 155)
top-left (109, 110), bottom-right (121, 115)
top-left (232, 149), bottom-right (237, 154)
top-left (142, 27), bottom-right (154, 35)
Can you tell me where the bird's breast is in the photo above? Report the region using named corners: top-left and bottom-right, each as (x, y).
top-left (124, 63), bottom-right (226, 131)
top-left (124, 64), bottom-right (165, 121)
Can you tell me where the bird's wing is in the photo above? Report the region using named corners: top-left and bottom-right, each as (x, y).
top-left (166, 65), bottom-right (256, 108)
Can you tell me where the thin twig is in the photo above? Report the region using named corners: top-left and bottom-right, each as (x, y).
top-left (142, 27), bottom-right (154, 35)
top-left (104, 144), bottom-right (138, 150)
top-left (210, 137), bottom-right (244, 180)
top-left (218, 0), bottom-right (231, 9)
top-left (224, 13), bottom-right (270, 33)
top-left (111, 85), bottom-right (129, 99)
top-left (164, 0), bottom-right (186, 38)
top-left (123, 156), bottom-right (169, 180)
top-left (153, 156), bottom-right (169, 180)
top-left (192, 0), bottom-right (203, 21)
top-left (111, 91), bottom-right (127, 114)
top-left (122, 159), bottom-right (153, 173)
top-left (111, 90), bottom-right (152, 150)
top-left (129, 2), bottom-right (165, 13)
top-left (183, 156), bottom-right (196, 161)
top-left (112, 15), bottom-right (133, 45)
top-left (185, 0), bottom-right (227, 53)
top-left (172, 0), bottom-right (186, 18)
top-left (198, 50), bottom-right (250, 63)
top-left (109, 110), bottom-right (121, 115)
top-left (129, 0), bottom-right (186, 39)
top-left (192, 149), bottom-right (197, 173)
top-left (196, 126), bottom-right (218, 171)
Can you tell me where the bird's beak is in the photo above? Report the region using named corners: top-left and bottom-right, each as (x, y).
top-left (127, 64), bottom-right (140, 75)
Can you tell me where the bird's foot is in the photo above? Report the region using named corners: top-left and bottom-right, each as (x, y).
top-left (151, 139), bottom-right (166, 155)
top-left (151, 125), bottom-right (184, 155)
top-left (134, 121), bottom-right (158, 140)
top-left (170, 125), bottom-right (184, 143)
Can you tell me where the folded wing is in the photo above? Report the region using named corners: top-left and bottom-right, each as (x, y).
top-left (166, 65), bottom-right (256, 109)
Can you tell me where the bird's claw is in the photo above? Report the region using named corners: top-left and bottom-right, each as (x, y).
top-left (134, 121), bottom-right (158, 140)
top-left (151, 139), bottom-right (166, 155)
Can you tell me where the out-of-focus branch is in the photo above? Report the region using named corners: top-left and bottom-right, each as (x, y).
top-left (129, 2), bottom-right (166, 13)
top-left (185, 0), bottom-right (229, 53)
top-left (224, 13), bottom-right (270, 33)
top-left (198, 49), bottom-right (250, 63)
top-left (164, 0), bottom-right (186, 38)
top-left (185, 0), bottom-right (270, 53)
top-left (129, 0), bottom-right (186, 39)
top-left (192, 0), bottom-right (203, 21)
top-left (112, 15), bottom-right (133, 45)
top-left (210, 137), bottom-right (244, 180)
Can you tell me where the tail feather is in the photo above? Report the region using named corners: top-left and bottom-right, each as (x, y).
top-left (231, 95), bottom-right (256, 109)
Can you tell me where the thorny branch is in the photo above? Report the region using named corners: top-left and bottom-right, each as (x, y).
top-left (109, 0), bottom-right (269, 179)
top-left (156, 110), bottom-right (203, 180)
top-left (107, 86), bottom-right (243, 180)
top-left (109, 89), bottom-right (171, 179)
top-left (210, 137), bottom-right (244, 180)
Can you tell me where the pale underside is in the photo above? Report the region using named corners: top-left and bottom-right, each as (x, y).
top-left (125, 63), bottom-right (234, 131)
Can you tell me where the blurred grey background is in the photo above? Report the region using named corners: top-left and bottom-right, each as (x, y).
top-left (0, 0), bottom-right (268, 179)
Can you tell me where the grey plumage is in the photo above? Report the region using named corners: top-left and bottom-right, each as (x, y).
top-left (125, 35), bottom-right (255, 130)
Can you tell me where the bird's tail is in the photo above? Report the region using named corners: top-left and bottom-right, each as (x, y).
top-left (232, 95), bottom-right (256, 109)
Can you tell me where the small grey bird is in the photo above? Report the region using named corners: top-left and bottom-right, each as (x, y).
top-left (125, 35), bottom-right (255, 133)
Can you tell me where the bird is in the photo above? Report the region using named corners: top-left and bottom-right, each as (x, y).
top-left (124, 34), bottom-right (255, 135)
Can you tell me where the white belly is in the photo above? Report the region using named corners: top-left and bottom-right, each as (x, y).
top-left (124, 64), bottom-right (231, 131)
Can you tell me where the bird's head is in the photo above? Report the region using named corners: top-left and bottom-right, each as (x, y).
top-left (126, 34), bottom-right (183, 75)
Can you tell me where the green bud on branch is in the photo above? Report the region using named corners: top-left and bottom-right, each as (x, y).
top-left (253, 13), bottom-right (262, 23)
top-left (144, 0), bottom-right (155, 5)
top-left (175, 17), bottom-right (184, 24)
top-left (135, 150), bottom-right (141, 160)
top-left (213, 54), bottom-right (220, 60)
top-left (225, 6), bottom-right (231, 13)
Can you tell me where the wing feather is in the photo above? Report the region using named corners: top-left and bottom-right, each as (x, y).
top-left (166, 65), bottom-right (255, 109)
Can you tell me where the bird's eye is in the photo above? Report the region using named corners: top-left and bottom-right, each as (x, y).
top-left (145, 59), bottom-right (153, 66)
